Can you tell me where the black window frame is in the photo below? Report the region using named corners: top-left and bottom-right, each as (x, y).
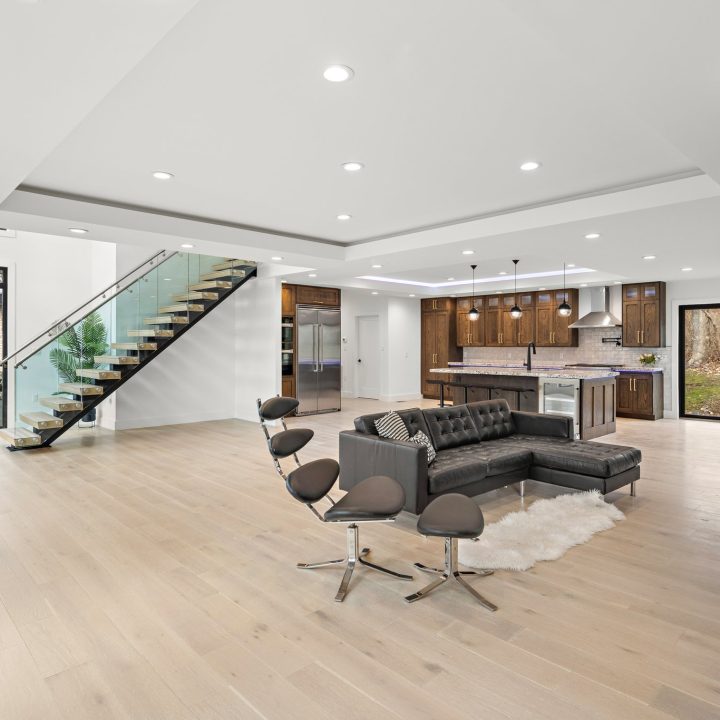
top-left (678, 302), bottom-right (720, 421)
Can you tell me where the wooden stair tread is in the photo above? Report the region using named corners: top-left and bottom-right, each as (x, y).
top-left (158, 303), bottom-right (204, 314)
top-left (128, 329), bottom-right (174, 337)
top-left (0, 428), bottom-right (42, 447)
top-left (143, 316), bottom-right (190, 325)
top-left (94, 355), bottom-right (140, 365)
top-left (111, 342), bottom-right (158, 351)
top-left (172, 291), bottom-right (218, 301)
top-left (199, 269), bottom-right (246, 281)
top-left (188, 281), bottom-right (232, 291)
top-left (211, 259), bottom-right (250, 271)
top-left (59, 383), bottom-right (103, 396)
top-left (19, 411), bottom-right (63, 430)
top-left (40, 397), bottom-right (84, 412)
top-left (76, 369), bottom-right (121, 380)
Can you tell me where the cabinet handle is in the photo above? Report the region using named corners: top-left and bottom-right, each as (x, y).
top-left (637, 330), bottom-right (641, 343)
top-left (641, 330), bottom-right (644, 344)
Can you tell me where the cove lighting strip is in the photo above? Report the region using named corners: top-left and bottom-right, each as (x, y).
top-left (356, 267), bottom-right (595, 288)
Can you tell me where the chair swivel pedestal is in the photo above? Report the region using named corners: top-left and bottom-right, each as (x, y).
top-left (405, 493), bottom-right (497, 612)
top-left (258, 397), bottom-right (412, 602)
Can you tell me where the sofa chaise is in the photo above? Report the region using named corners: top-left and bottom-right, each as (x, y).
top-left (339, 399), bottom-right (641, 514)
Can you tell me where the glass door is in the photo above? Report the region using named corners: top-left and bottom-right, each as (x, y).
top-left (680, 304), bottom-right (720, 419)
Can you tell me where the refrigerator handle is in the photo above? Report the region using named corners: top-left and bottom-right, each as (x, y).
top-left (312, 324), bottom-right (318, 372)
top-left (319, 324), bottom-right (324, 372)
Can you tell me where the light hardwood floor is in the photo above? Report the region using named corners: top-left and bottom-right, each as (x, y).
top-left (1, 399), bottom-right (719, 719)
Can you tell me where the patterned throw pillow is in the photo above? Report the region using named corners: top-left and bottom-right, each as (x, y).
top-left (409, 430), bottom-right (437, 465)
top-left (374, 411), bottom-right (410, 441)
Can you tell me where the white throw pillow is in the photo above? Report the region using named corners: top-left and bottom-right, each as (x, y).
top-left (410, 430), bottom-right (437, 465)
top-left (374, 411), bottom-right (410, 441)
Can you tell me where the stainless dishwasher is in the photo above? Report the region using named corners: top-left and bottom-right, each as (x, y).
top-left (538, 378), bottom-right (580, 439)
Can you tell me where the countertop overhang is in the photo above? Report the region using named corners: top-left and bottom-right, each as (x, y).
top-left (430, 366), bottom-right (618, 380)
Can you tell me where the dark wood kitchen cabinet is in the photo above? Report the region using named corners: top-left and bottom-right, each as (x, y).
top-left (485, 295), bottom-right (517, 346)
top-left (515, 292), bottom-right (536, 346)
top-left (456, 297), bottom-right (484, 346)
top-left (535, 289), bottom-right (578, 347)
top-left (622, 282), bottom-right (666, 347)
top-left (295, 285), bottom-right (341, 306)
top-left (421, 298), bottom-right (461, 398)
top-left (616, 372), bottom-right (663, 420)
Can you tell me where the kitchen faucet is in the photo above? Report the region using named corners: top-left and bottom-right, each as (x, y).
top-left (524, 341), bottom-right (536, 372)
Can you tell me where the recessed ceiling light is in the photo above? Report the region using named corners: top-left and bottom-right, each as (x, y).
top-left (271, 256), bottom-right (283, 261)
top-left (180, 243), bottom-right (194, 249)
top-left (580, 283), bottom-right (588, 287)
top-left (642, 255), bottom-right (656, 260)
top-left (281, 280), bottom-right (287, 283)
top-left (323, 65), bottom-right (354, 82)
top-left (462, 250), bottom-right (474, 255)
top-left (152, 171), bottom-right (174, 180)
top-left (163, 277), bottom-right (172, 281)
top-left (498, 271), bottom-right (508, 276)
top-left (449, 294), bottom-right (456, 297)
top-left (308, 273), bottom-right (317, 278)
top-left (538, 287), bottom-right (547, 291)
top-left (614, 281), bottom-right (622, 285)
top-left (337, 213), bottom-right (352, 221)
top-left (447, 277), bottom-right (455, 281)
top-left (342, 162), bottom-right (364, 172)
top-left (567, 264), bottom-right (576, 268)
top-left (520, 161), bottom-right (541, 171)
top-left (585, 233), bottom-right (600, 240)
top-left (409, 294), bottom-right (416, 297)
top-left (371, 291), bottom-right (379, 295)
top-left (372, 264), bottom-right (382, 269)
top-left (681, 267), bottom-right (693, 272)
top-left (496, 291), bottom-right (502, 294)
top-left (69, 227), bottom-right (88, 234)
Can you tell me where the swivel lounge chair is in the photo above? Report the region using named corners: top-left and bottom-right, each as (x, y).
top-left (257, 396), bottom-right (413, 602)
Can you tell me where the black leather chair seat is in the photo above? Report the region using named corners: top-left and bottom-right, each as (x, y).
top-left (324, 475), bottom-right (405, 522)
top-left (286, 458), bottom-right (339, 503)
top-left (509, 435), bottom-right (642, 478)
top-left (427, 444), bottom-right (489, 494)
top-left (270, 428), bottom-right (314, 458)
top-left (417, 493), bottom-right (484, 539)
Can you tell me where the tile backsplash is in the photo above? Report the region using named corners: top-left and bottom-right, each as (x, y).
top-left (463, 327), bottom-right (672, 410)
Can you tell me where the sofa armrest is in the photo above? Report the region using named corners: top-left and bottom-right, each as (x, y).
top-left (339, 431), bottom-right (428, 514)
top-left (511, 411), bottom-right (573, 438)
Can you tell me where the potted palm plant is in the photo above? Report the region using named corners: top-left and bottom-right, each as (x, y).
top-left (49, 311), bottom-right (108, 422)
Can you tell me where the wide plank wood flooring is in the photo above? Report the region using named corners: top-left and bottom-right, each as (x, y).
top-left (0, 398), bottom-right (719, 719)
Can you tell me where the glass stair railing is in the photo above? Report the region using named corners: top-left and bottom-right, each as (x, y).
top-left (0, 252), bottom-right (256, 449)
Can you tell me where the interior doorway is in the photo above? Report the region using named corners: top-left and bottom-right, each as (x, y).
top-left (356, 315), bottom-right (380, 399)
top-left (679, 303), bottom-right (720, 420)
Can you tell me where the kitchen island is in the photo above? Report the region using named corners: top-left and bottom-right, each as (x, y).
top-left (430, 364), bottom-right (618, 439)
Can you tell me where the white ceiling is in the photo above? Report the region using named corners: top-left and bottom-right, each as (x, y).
top-left (2, 0), bottom-right (720, 295)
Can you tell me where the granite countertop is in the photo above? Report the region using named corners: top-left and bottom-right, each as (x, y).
top-left (430, 366), bottom-right (618, 380)
top-left (446, 362), bottom-right (663, 375)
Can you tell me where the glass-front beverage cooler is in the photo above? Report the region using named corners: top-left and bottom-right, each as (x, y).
top-left (538, 378), bottom-right (581, 439)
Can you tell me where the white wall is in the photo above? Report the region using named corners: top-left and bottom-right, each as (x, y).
top-left (340, 289), bottom-right (421, 402)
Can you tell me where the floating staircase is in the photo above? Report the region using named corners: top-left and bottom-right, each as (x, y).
top-left (0, 255), bottom-right (256, 449)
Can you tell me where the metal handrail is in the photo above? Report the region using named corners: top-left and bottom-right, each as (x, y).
top-left (1, 248), bottom-right (175, 367)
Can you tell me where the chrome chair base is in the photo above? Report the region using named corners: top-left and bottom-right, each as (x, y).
top-left (405, 538), bottom-right (497, 612)
top-left (297, 523), bottom-right (414, 602)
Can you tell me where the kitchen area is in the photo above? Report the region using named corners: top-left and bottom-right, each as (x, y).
top-left (425, 283), bottom-right (666, 439)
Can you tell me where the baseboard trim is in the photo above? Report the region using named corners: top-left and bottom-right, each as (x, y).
top-left (380, 393), bottom-right (423, 402)
top-left (114, 409), bottom-right (235, 430)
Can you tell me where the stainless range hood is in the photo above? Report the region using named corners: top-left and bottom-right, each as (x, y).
top-left (568, 286), bottom-right (622, 329)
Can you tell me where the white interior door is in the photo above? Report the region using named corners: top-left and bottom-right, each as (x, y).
top-left (357, 315), bottom-right (380, 399)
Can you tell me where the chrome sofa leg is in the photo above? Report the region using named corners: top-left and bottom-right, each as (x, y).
top-left (514, 480), bottom-right (525, 497)
top-left (630, 481), bottom-right (636, 497)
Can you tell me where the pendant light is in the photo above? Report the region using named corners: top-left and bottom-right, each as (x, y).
top-left (558, 262), bottom-right (572, 317)
top-left (510, 259), bottom-right (522, 319)
top-left (468, 264), bottom-right (480, 321)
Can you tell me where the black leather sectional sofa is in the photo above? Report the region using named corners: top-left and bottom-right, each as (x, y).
top-left (339, 399), bottom-right (641, 514)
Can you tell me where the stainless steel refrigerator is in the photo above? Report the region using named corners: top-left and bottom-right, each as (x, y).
top-left (296, 305), bottom-right (341, 415)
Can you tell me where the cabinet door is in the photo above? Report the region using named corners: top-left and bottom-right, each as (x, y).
top-left (535, 305), bottom-right (554, 346)
top-left (622, 285), bottom-right (641, 347)
top-left (421, 311), bottom-right (437, 396)
top-left (456, 311), bottom-right (469, 346)
top-left (468, 297), bottom-right (485, 346)
top-left (281, 285), bottom-right (296, 315)
top-left (501, 310), bottom-right (517, 346)
top-left (634, 375), bottom-right (654, 415)
top-left (485, 308), bottom-right (501, 346)
top-left (640, 284), bottom-right (661, 347)
top-left (616, 375), bottom-right (634, 414)
top-left (516, 307), bottom-right (535, 346)
top-left (435, 312), bottom-right (453, 366)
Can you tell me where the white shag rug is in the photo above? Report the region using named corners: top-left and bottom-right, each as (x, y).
top-left (458, 490), bottom-right (625, 571)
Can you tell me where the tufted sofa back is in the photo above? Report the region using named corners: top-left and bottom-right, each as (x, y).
top-left (421, 405), bottom-right (481, 450)
top-left (467, 399), bottom-right (516, 440)
top-left (353, 408), bottom-right (431, 438)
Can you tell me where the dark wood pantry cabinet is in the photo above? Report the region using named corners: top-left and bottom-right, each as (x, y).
top-left (622, 282), bottom-right (666, 347)
top-left (421, 298), bottom-right (461, 398)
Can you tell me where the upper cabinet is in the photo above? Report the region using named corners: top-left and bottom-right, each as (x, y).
top-left (295, 285), bottom-right (341, 306)
top-left (281, 284), bottom-right (296, 315)
top-left (622, 282), bottom-right (666, 347)
top-left (456, 297), bottom-right (484, 346)
top-left (535, 289), bottom-right (578, 347)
